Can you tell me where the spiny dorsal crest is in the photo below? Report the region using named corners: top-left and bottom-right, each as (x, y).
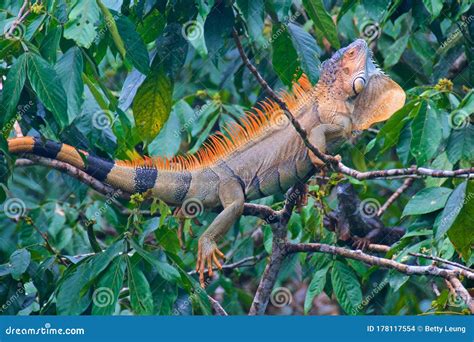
top-left (116, 75), bottom-right (314, 171)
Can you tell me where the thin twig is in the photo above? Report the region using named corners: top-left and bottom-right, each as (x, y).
top-left (409, 252), bottom-right (474, 273)
top-left (208, 296), bottom-right (228, 316)
top-left (377, 177), bottom-right (414, 217)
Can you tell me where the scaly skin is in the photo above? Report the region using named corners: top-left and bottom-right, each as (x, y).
top-left (7, 39), bottom-right (406, 286)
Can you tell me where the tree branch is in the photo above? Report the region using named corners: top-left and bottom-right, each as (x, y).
top-left (287, 242), bottom-right (474, 281)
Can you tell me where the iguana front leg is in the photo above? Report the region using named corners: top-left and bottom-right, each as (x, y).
top-left (307, 123), bottom-right (346, 165)
top-left (196, 180), bottom-right (245, 287)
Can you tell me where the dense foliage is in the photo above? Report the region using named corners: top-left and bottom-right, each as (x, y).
top-left (0, 0), bottom-right (472, 316)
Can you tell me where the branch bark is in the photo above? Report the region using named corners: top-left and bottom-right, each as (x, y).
top-left (287, 242), bottom-right (474, 281)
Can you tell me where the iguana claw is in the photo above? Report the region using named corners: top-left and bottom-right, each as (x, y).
top-left (196, 237), bottom-right (225, 287)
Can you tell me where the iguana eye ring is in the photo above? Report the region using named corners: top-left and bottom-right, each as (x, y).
top-left (352, 76), bottom-right (366, 95)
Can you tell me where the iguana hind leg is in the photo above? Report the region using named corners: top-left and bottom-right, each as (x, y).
top-left (196, 179), bottom-right (245, 287)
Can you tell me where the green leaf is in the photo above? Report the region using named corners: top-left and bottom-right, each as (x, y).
top-left (137, 9), bottom-right (166, 44)
top-left (287, 23), bottom-right (321, 84)
top-left (422, 0), bottom-right (443, 18)
top-left (63, 0), bottom-right (101, 48)
top-left (331, 261), bottom-right (363, 315)
top-left (402, 187), bottom-right (452, 217)
top-left (10, 248), bottom-right (31, 280)
top-left (272, 24), bottom-right (299, 86)
top-left (26, 53), bottom-right (68, 128)
top-left (132, 66), bottom-right (173, 142)
top-left (0, 54), bottom-right (27, 130)
top-left (446, 125), bottom-right (473, 164)
top-left (237, 0), bottom-right (265, 47)
top-left (127, 257), bottom-right (154, 315)
top-left (92, 256), bottom-right (126, 315)
top-left (303, 0), bottom-right (340, 48)
top-left (55, 47), bottom-right (84, 124)
top-left (435, 182), bottom-right (473, 252)
top-left (304, 266), bottom-right (329, 314)
top-left (56, 240), bottom-right (124, 315)
top-left (148, 108), bottom-right (181, 158)
top-left (410, 101), bottom-right (442, 165)
top-left (97, 1), bottom-right (126, 58)
top-left (204, 1), bottom-right (234, 64)
top-left (384, 34), bottom-right (409, 68)
top-left (376, 100), bottom-right (417, 155)
top-left (129, 239), bottom-right (180, 282)
top-left (39, 25), bottom-right (62, 63)
top-left (116, 14), bottom-right (150, 75)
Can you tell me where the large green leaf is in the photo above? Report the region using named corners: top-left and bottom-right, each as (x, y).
top-left (410, 101), bottom-right (442, 165)
top-left (287, 23), bottom-right (321, 84)
top-left (127, 257), bottom-right (154, 315)
top-left (446, 125), bottom-right (473, 164)
top-left (132, 66), bottom-right (173, 142)
top-left (272, 23), bottom-right (299, 86)
top-left (56, 240), bottom-right (124, 315)
top-left (97, 1), bottom-right (126, 58)
top-left (402, 187), bottom-right (452, 217)
top-left (304, 266), bottom-right (329, 314)
top-left (91, 256), bottom-right (126, 315)
top-left (55, 47), bottom-right (84, 124)
top-left (384, 34), bottom-right (409, 68)
top-left (237, 0), bottom-right (265, 47)
top-left (129, 239), bottom-right (180, 282)
top-left (0, 54), bottom-right (27, 130)
top-left (116, 15), bottom-right (150, 75)
top-left (26, 53), bottom-right (68, 128)
top-left (9, 248), bottom-right (31, 280)
top-left (376, 100), bottom-right (417, 156)
top-left (303, 0), bottom-right (340, 48)
top-left (63, 0), bottom-right (101, 48)
top-left (446, 181), bottom-right (474, 262)
top-left (435, 181), bottom-right (474, 261)
top-left (422, 0), bottom-right (443, 18)
top-left (331, 261), bottom-right (363, 315)
top-left (148, 105), bottom-right (181, 157)
top-left (204, 1), bottom-right (234, 64)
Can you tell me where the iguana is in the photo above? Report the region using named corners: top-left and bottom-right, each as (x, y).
top-left (6, 39), bottom-right (405, 286)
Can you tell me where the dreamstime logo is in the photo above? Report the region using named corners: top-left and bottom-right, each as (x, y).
top-left (262, 11), bottom-right (301, 49)
top-left (448, 110), bottom-right (470, 130)
top-left (3, 198), bottom-right (26, 219)
top-left (448, 292), bottom-right (463, 308)
top-left (92, 110), bottom-right (115, 130)
top-left (3, 21), bottom-right (25, 40)
top-left (92, 287), bottom-right (114, 308)
top-left (440, 15), bottom-right (474, 50)
top-left (181, 198), bottom-right (204, 218)
top-left (270, 287), bottom-right (293, 307)
top-left (273, 111), bottom-right (289, 128)
top-left (1, 101), bottom-right (33, 135)
top-left (182, 21), bottom-right (204, 41)
top-left (358, 198), bottom-right (380, 218)
top-left (0, 283), bottom-right (24, 313)
top-left (95, 13), bottom-right (122, 44)
top-left (360, 21), bottom-right (381, 44)
top-left (352, 279), bottom-right (388, 314)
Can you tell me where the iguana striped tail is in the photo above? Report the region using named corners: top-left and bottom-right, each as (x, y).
top-left (7, 136), bottom-right (150, 195)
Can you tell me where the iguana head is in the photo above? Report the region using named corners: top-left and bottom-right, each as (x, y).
top-left (318, 39), bottom-right (405, 130)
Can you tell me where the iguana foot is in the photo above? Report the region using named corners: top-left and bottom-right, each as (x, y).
top-left (352, 237), bottom-right (371, 251)
top-left (196, 236), bottom-right (225, 287)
